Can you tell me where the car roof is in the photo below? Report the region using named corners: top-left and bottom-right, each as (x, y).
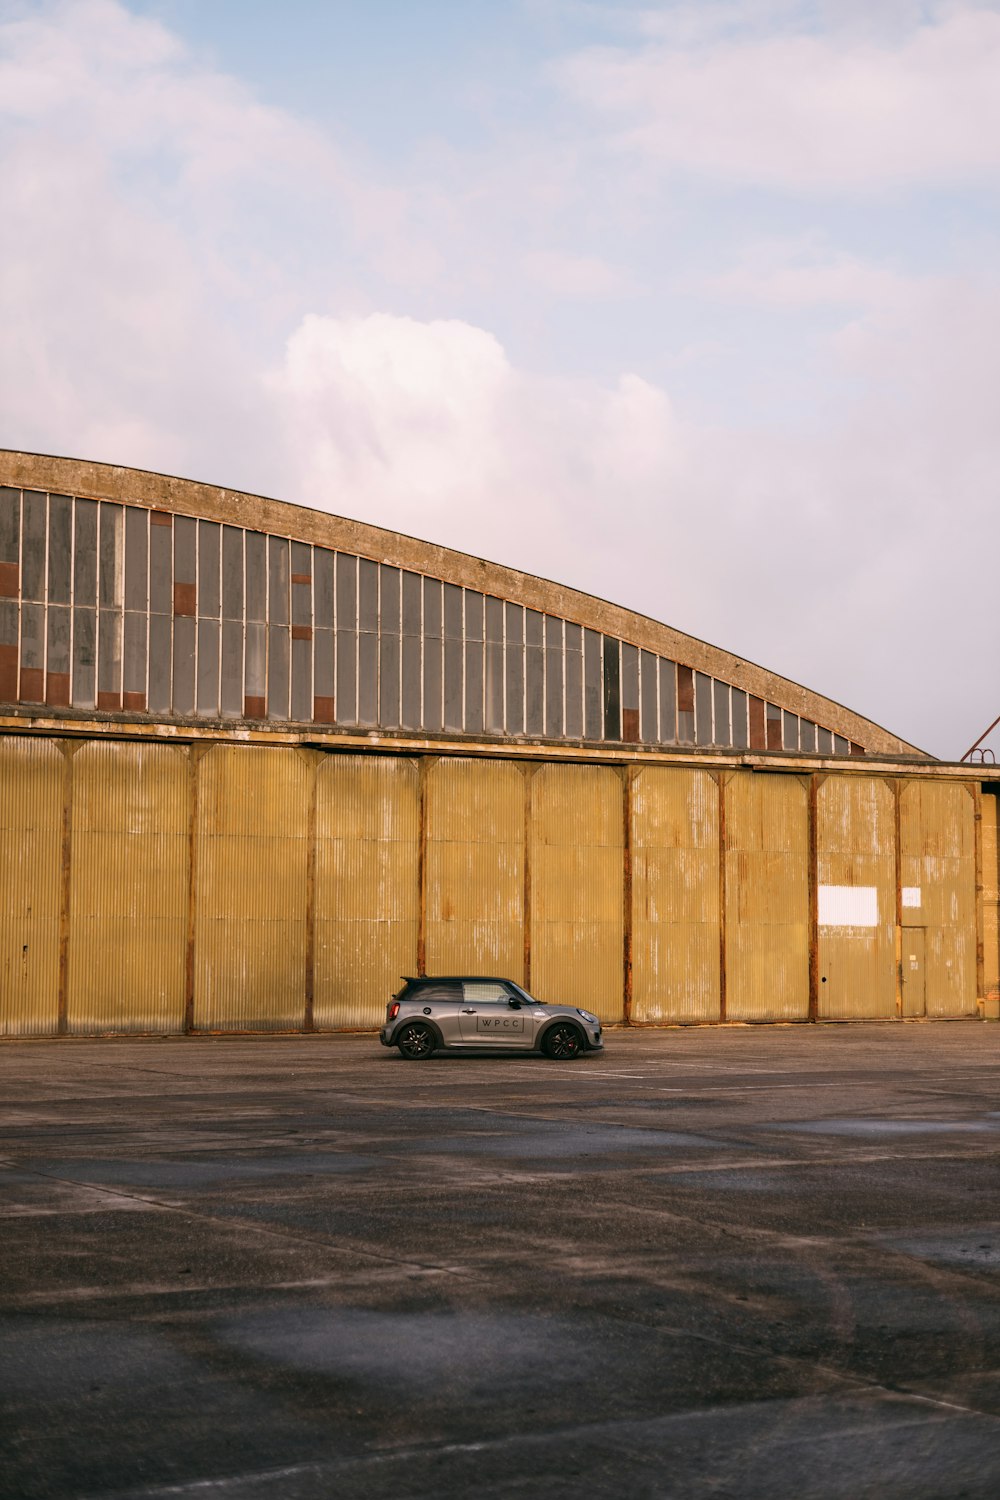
top-left (402, 975), bottom-right (519, 985)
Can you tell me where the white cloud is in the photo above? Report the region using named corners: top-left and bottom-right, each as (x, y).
top-left (559, 4), bottom-right (1000, 189)
top-left (269, 312), bottom-right (682, 574)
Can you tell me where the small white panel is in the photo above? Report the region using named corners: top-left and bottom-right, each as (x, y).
top-left (902, 887), bottom-right (921, 908)
top-left (818, 885), bottom-right (878, 927)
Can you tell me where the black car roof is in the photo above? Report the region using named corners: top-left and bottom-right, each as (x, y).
top-left (402, 975), bottom-right (518, 985)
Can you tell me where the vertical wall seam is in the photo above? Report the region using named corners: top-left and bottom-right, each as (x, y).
top-left (416, 755), bottom-right (429, 975)
top-left (808, 773), bottom-right (819, 1022)
top-left (304, 750), bottom-right (318, 1030)
top-left (523, 761), bottom-right (533, 993)
top-left (973, 781), bottom-right (985, 1004)
top-left (184, 743), bottom-right (199, 1032)
top-left (893, 777), bottom-right (903, 1019)
top-left (57, 741), bottom-right (74, 1035)
top-left (717, 770), bottom-right (727, 1024)
top-left (622, 765), bottom-right (633, 1025)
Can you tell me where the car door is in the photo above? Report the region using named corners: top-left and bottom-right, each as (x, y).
top-left (412, 981), bottom-right (465, 1043)
top-left (457, 981), bottom-right (533, 1047)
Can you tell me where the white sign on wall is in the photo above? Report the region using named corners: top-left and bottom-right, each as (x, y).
top-left (818, 885), bottom-right (879, 927)
top-left (902, 887), bottom-right (922, 908)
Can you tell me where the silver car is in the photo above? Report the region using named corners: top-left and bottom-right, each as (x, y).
top-left (379, 977), bottom-right (604, 1061)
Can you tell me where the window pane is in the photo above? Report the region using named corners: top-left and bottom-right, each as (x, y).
top-left (583, 630), bottom-right (602, 740)
top-left (197, 619), bottom-right (220, 715)
top-left (695, 672), bottom-right (712, 746)
top-left (198, 521), bottom-right (220, 618)
top-left (731, 688), bottom-right (748, 749)
top-left (21, 491), bottom-right (46, 601)
top-left (658, 659), bottom-right (676, 743)
top-left (602, 637), bottom-right (620, 740)
top-left (48, 495), bottom-right (73, 604)
top-left (74, 500), bottom-right (98, 607)
top-left (713, 680), bottom-right (731, 747)
top-left (222, 526), bottom-right (244, 621)
top-left (268, 537), bottom-right (289, 626)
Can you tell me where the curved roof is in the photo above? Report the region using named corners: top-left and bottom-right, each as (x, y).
top-left (0, 449), bottom-right (926, 757)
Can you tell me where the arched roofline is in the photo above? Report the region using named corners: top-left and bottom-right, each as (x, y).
top-left (0, 449), bottom-right (928, 758)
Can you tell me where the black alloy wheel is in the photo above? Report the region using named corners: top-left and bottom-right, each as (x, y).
top-left (397, 1022), bottom-right (436, 1060)
top-left (542, 1023), bottom-right (584, 1060)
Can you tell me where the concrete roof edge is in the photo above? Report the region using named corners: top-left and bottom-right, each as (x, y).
top-left (0, 449), bottom-right (929, 759)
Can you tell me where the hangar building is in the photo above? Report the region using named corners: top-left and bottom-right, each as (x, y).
top-left (1, 450), bottom-right (997, 1038)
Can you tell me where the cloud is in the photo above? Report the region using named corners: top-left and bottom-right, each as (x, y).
top-left (269, 312), bottom-right (682, 575)
top-left (558, 4), bottom-right (1000, 190)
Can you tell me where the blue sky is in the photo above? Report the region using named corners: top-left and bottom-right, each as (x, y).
top-left (2, 0), bottom-right (1000, 756)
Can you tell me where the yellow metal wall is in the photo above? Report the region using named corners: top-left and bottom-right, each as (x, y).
top-left (725, 772), bottom-right (810, 1021)
top-left (899, 780), bottom-right (977, 1017)
top-left (2, 732), bottom-right (996, 1037)
top-left (194, 744), bottom-right (310, 1029)
top-left (631, 767), bottom-right (720, 1023)
top-left (0, 736), bottom-right (63, 1036)
top-left (67, 742), bottom-right (188, 1033)
top-left (816, 775), bottom-right (896, 1020)
top-left (982, 791), bottom-right (999, 1005)
top-left (529, 764), bottom-right (624, 1021)
top-left (425, 758), bottom-right (524, 981)
top-left (314, 754), bottom-right (419, 1029)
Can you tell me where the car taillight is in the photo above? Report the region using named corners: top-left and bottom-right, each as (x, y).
top-left (388, 1001), bottom-right (400, 1021)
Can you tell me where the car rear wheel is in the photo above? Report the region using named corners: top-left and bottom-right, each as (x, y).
top-left (542, 1023), bottom-right (584, 1060)
top-left (397, 1022), bottom-right (436, 1060)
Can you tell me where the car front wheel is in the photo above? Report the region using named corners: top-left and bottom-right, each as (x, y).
top-left (396, 1022), bottom-right (436, 1060)
top-left (542, 1023), bottom-right (584, 1060)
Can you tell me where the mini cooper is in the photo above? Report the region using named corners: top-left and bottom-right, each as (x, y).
top-left (379, 977), bottom-right (604, 1061)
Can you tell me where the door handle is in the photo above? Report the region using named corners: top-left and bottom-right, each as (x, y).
top-left (461, 1008), bottom-right (476, 1014)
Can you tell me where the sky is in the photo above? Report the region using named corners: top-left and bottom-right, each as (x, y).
top-left (2, 0), bottom-right (999, 758)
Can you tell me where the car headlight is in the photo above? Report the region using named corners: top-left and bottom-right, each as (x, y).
top-left (576, 1009), bottom-right (598, 1024)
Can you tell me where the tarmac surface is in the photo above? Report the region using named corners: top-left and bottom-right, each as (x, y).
top-left (2, 1022), bottom-right (1000, 1500)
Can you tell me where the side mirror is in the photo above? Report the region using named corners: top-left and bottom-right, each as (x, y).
top-left (508, 998), bottom-right (522, 1009)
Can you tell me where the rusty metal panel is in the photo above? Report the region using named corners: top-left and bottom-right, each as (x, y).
top-left (631, 767), bottom-right (720, 1023)
top-left (0, 736), bottom-right (62, 1036)
top-left (67, 741), bottom-right (188, 1034)
top-left (314, 753), bottom-right (418, 1029)
top-left (194, 745), bottom-right (311, 1029)
top-left (425, 758), bottom-right (524, 981)
top-left (725, 772), bottom-right (809, 1021)
top-left (899, 781), bottom-right (977, 1017)
top-left (815, 776), bottom-right (895, 1019)
top-left (981, 792), bottom-right (999, 1004)
top-left (529, 764), bottom-right (623, 1020)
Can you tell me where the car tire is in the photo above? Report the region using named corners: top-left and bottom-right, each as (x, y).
top-left (396, 1022), bottom-right (436, 1060)
top-left (541, 1023), bottom-right (584, 1060)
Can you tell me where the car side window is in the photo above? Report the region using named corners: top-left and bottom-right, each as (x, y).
top-left (463, 982), bottom-right (508, 1003)
top-left (413, 982), bottom-right (463, 1004)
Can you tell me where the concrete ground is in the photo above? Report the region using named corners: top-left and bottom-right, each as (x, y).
top-left (2, 1024), bottom-right (1000, 1500)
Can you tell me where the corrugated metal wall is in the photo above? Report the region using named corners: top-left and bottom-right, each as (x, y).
top-left (529, 764), bottom-right (624, 1021)
top-left (0, 736), bottom-right (994, 1035)
top-left (899, 780), bottom-right (977, 1017)
top-left (631, 767), bottom-right (720, 1023)
top-left (194, 745), bottom-right (310, 1029)
top-left (725, 772), bottom-right (810, 1021)
top-left (0, 736), bottom-right (63, 1036)
top-left (314, 754), bottom-right (419, 1029)
top-left (67, 742), bottom-right (188, 1033)
top-left (816, 775), bottom-right (896, 1020)
top-left (425, 758), bottom-right (525, 981)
